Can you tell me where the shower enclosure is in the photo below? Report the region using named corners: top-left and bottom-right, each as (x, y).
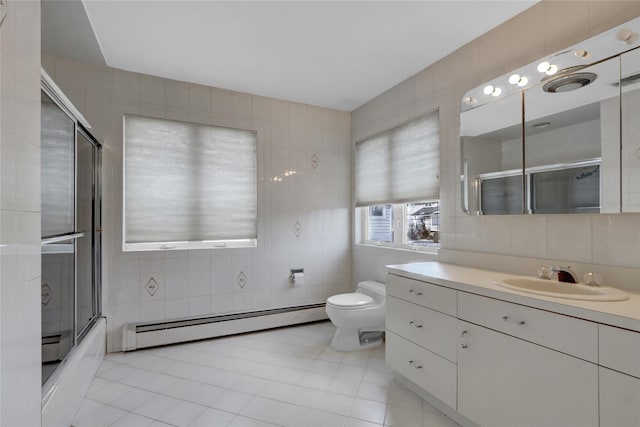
top-left (41, 74), bottom-right (102, 386)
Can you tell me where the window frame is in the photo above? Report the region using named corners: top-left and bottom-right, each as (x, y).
top-left (360, 201), bottom-right (440, 252)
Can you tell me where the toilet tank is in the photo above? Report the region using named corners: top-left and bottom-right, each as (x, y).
top-left (356, 281), bottom-right (386, 303)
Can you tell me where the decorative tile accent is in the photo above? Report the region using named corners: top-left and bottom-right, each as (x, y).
top-left (145, 277), bottom-right (159, 296)
top-left (237, 271), bottom-right (248, 288)
top-left (311, 153), bottom-right (319, 170)
top-left (293, 221), bottom-right (302, 237)
top-left (41, 283), bottom-right (52, 306)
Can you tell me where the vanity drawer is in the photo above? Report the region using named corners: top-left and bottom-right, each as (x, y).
top-left (386, 274), bottom-right (457, 316)
top-left (386, 296), bottom-right (458, 362)
top-left (386, 331), bottom-right (457, 409)
top-left (458, 292), bottom-right (598, 362)
top-left (599, 324), bottom-right (640, 378)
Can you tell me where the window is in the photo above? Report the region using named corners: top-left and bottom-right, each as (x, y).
top-left (123, 115), bottom-right (257, 251)
top-left (356, 110), bottom-right (440, 251)
top-left (362, 201), bottom-right (440, 250)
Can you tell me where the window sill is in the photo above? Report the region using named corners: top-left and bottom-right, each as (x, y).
top-left (355, 242), bottom-right (439, 256)
top-left (123, 239), bottom-right (257, 252)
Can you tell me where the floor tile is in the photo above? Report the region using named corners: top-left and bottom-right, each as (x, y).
top-left (188, 408), bottom-right (236, 427)
top-left (356, 381), bottom-right (389, 403)
top-left (385, 404), bottom-right (422, 426)
top-left (344, 417), bottom-right (382, 427)
top-left (133, 394), bottom-right (182, 420)
top-left (315, 391), bottom-right (355, 416)
top-left (110, 388), bottom-right (158, 412)
top-left (305, 409), bottom-right (348, 427)
top-left (159, 401), bottom-right (208, 427)
top-left (74, 401), bottom-right (129, 427)
top-left (227, 415), bottom-right (279, 427)
top-left (327, 377), bottom-right (361, 396)
top-left (75, 322), bottom-right (455, 427)
top-left (109, 412), bottom-right (155, 427)
top-left (421, 411), bottom-right (460, 427)
top-left (209, 390), bottom-right (253, 413)
top-left (349, 398), bottom-right (387, 425)
top-left (388, 381), bottom-right (423, 410)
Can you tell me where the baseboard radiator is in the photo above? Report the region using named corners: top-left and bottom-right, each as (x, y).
top-left (122, 303), bottom-right (328, 351)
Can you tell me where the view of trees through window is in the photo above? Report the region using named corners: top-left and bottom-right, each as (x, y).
top-left (365, 201), bottom-right (439, 249)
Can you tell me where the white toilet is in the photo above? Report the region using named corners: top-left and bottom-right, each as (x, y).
top-left (325, 281), bottom-right (386, 351)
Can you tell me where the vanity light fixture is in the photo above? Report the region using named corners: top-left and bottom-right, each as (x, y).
top-left (537, 61), bottom-right (558, 75)
top-left (615, 28), bottom-right (639, 45)
top-left (483, 85), bottom-right (502, 97)
top-left (508, 74), bottom-right (529, 87)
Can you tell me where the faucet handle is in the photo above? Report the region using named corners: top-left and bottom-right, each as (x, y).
top-left (537, 266), bottom-right (552, 280)
top-left (583, 272), bottom-right (603, 287)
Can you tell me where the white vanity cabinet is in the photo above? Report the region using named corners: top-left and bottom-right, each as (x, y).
top-left (385, 274), bottom-right (458, 408)
top-left (599, 325), bottom-right (640, 427)
top-left (385, 265), bottom-right (638, 427)
top-left (456, 292), bottom-right (599, 426)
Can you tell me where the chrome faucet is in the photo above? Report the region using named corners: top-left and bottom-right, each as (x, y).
top-left (552, 266), bottom-right (579, 284)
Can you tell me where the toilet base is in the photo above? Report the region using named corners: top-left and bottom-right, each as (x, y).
top-left (330, 327), bottom-right (384, 352)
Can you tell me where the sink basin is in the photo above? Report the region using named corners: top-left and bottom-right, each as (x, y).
top-left (493, 278), bottom-right (628, 301)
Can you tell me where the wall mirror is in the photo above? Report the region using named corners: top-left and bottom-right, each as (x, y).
top-left (460, 16), bottom-right (640, 214)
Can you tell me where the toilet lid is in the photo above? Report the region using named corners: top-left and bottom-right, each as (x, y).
top-left (327, 293), bottom-right (374, 309)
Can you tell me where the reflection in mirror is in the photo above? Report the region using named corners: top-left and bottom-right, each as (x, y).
top-left (460, 15), bottom-right (640, 215)
top-left (621, 48), bottom-right (640, 211)
top-left (460, 91), bottom-right (524, 215)
top-left (524, 58), bottom-right (621, 214)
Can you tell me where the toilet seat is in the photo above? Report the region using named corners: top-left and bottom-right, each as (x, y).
top-left (326, 293), bottom-right (374, 310)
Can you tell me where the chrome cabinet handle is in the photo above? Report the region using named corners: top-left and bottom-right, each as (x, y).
top-left (461, 330), bottom-right (468, 349)
top-left (409, 289), bottom-right (423, 296)
top-left (502, 316), bottom-right (526, 325)
top-left (409, 321), bottom-right (423, 328)
top-left (408, 360), bottom-right (423, 369)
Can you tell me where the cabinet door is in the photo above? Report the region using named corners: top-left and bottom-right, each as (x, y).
top-left (600, 367), bottom-right (640, 427)
top-left (458, 322), bottom-right (598, 427)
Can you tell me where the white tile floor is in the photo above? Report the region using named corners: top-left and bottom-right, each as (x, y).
top-left (73, 321), bottom-right (459, 427)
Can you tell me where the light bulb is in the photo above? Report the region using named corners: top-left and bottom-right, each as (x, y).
top-left (492, 87), bottom-right (502, 97)
top-left (546, 64), bottom-right (558, 75)
top-left (483, 85), bottom-right (494, 95)
top-left (509, 74), bottom-right (521, 85)
top-left (574, 49), bottom-right (590, 59)
top-left (626, 32), bottom-right (639, 44)
top-left (616, 28), bottom-right (633, 42)
top-left (537, 61), bottom-right (550, 73)
top-left (462, 96), bottom-right (478, 106)
top-left (517, 76), bottom-right (528, 87)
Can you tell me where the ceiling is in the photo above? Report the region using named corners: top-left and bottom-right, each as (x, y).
top-left (43, 1), bottom-right (537, 111)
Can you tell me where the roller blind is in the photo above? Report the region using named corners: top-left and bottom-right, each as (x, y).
top-left (356, 110), bottom-right (440, 206)
top-left (123, 115), bottom-right (257, 250)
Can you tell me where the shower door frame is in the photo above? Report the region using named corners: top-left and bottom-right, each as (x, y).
top-left (40, 71), bottom-right (102, 392)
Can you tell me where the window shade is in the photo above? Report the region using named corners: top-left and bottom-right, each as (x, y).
top-left (356, 111), bottom-right (440, 206)
top-left (123, 115), bottom-right (257, 250)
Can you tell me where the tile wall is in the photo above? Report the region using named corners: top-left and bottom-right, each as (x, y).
top-left (42, 56), bottom-right (353, 352)
top-left (352, 1), bottom-right (640, 292)
top-left (0, 0), bottom-right (42, 425)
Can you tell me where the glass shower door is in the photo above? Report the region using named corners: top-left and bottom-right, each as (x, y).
top-left (41, 86), bottom-right (102, 386)
top-left (76, 130), bottom-right (100, 340)
top-left (41, 92), bottom-right (76, 384)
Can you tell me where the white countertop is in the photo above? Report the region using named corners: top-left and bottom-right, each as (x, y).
top-left (386, 261), bottom-right (640, 332)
